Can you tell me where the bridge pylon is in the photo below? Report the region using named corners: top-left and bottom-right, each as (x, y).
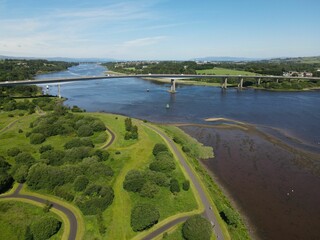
top-left (221, 78), bottom-right (228, 89)
top-left (169, 79), bottom-right (176, 93)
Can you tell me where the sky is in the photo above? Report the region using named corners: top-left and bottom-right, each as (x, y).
top-left (0, 0), bottom-right (320, 60)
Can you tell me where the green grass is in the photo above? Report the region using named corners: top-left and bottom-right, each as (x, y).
top-left (0, 200), bottom-right (63, 240)
top-left (196, 67), bottom-right (257, 76)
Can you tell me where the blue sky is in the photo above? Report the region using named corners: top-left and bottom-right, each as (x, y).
top-left (0, 0), bottom-right (320, 60)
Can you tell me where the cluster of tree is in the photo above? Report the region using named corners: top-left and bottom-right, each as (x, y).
top-left (123, 143), bottom-right (190, 198)
top-left (25, 216), bottom-right (61, 240)
top-left (124, 118), bottom-right (138, 140)
top-left (261, 80), bottom-right (320, 90)
top-left (182, 215), bottom-right (212, 240)
top-left (27, 106), bottom-right (106, 144)
top-left (0, 59), bottom-right (76, 82)
top-left (75, 184), bottom-right (114, 215)
top-left (0, 85), bottom-right (41, 97)
top-left (0, 156), bottom-right (14, 193)
top-left (130, 203), bottom-right (160, 232)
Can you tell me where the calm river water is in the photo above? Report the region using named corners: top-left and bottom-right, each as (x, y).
top-left (37, 64), bottom-right (320, 239)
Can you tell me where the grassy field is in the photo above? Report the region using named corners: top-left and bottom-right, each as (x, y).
top-left (0, 200), bottom-right (63, 240)
top-left (196, 67), bottom-right (257, 76)
top-left (0, 109), bottom-right (199, 240)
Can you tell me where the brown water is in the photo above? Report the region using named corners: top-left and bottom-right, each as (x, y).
top-left (180, 125), bottom-right (320, 240)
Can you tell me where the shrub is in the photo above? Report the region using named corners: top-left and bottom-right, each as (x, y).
top-left (0, 171), bottom-right (14, 193)
top-left (144, 170), bottom-right (169, 187)
top-left (182, 215), bottom-right (212, 240)
top-left (73, 175), bottom-right (89, 191)
top-left (182, 145), bottom-right (190, 153)
top-left (18, 128), bottom-right (23, 133)
top-left (63, 147), bottom-right (92, 163)
top-left (149, 158), bottom-right (176, 173)
top-left (31, 216), bottom-right (61, 240)
top-left (77, 125), bottom-right (94, 137)
top-left (54, 186), bottom-right (75, 201)
top-left (182, 180), bottom-right (190, 191)
top-left (8, 114), bottom-right (14, 117)
top-left (90, 120), bottom-right (106, 132)
top-left (41, 150), bottom-right (65, 166)
top-left (170, 178), bottom-right (180, 193)
top-left (155, 151), bottom-right (173, 161)
top-left (94, 149), bottom-right (110, 161)
top-left (131, 204), bottom-right (160, 232)
top-left (64, 138), bottom-right (94, 149)
top-left (123, 170), bottom-right (145, 193)
top-left (39, 145), bottom-right (53, 154)
top-left (12, 164), bottom-right (29, 183)
top-left (152, 143), bottom-right (168, 156)
top-left (15, 152), bottom-right (35, 167)
top-left (30, 133), bottom-right (46, 144)
top-left (7, 147), bottom-right (21, 157)
top-left (0, 156), bottom-right (11, 171)
top-left (139, 182), bottom-right (159, 198)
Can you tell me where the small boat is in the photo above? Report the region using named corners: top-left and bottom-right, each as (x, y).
top-left (166, 104), bottom-right (170, 109)
top-left (146, 89), bottom-right (150, 92)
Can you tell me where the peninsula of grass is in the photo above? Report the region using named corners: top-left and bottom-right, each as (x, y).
top-left (0, 102), bottom-right (199, 240)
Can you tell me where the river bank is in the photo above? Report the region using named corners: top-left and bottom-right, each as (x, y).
top-left (179, 123), bottom-right (320, 240)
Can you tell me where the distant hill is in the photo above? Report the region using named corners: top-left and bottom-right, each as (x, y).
top-left (193, 56), bottom-right (264, 62)
top-left (0, 55), bottom-right (117, 62)
top-left (268, 56), bottom-right (320, 64)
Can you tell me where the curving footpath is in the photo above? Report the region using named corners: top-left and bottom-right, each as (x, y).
top-left (102, 126), bottom-right (116, 149)
top-left (142, 124), bottom-right (225, 240)
top-left (0, 184), bottom-right (78, 240)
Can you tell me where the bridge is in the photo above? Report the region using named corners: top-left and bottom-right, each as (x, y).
top-left (1, 74), bottom-right (320, 97)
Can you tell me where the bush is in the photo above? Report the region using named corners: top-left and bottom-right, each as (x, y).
top-left (15, 152), bottom-right (35, 167)
top-left (182, 145), bottom-right (190, 153)
top-left (18, 128), bottom-right (23, 133)
top-left (7, 147), bottom-right (21, 157)
top-left (73, 175), bottom-right (89, 191)
top-left (182, 215), bottom-right (212, 240)
top-left (39, 145), bottom-right (53, 154)
top-left (54, 186), bottom-right (75, 201)
top-left (144, 170), bottom-right (169, 187)
top-left (41, 150), bottom-right (65, 166)
top-left (31, 216), bottom-right (61, 240)
top-left (75, 185), bottom-right (114, 215)
top-left (170, 178), bottom-right (180, 193)
top-left (0, 156), bottom-right (11, 171)
top-left (12, 164), bottom-right (29, 183)
top-left (152, 143), bottom-right (168, 156)
top-left (182, 180), bottom-right (190, 191)
top-left (139, 182), bottom-right (159, 198)
top-left (0, 171), bottom-right (14, 193)
top-left (149, 158), bottom-right (176, 173)
top-left (123, 170), bottom-right (145, 193)
top-left (131, 204), bottom-right (160, 232)
top-left (64, 138), bottom-right (94, 149)
top-left (30, 133), bottom-right (46, 144)
top-left (77, 125), bottom-right (94, 137)
top-left (94, 149), bottom-right (110, 161)
top-left (90, 120), bottom-right (106, 132)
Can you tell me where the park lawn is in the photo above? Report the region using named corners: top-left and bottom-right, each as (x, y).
top-left (0, 200), bottom-right (63, 240)
top-left (196, 67), bottom-right (256, 76)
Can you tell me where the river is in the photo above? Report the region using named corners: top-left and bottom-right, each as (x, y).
top-left (36, 64), bottom-right (320, 239)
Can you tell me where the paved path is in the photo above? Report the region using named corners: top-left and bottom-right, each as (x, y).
top-left (101, 126), bottom-right (115, 149)
top-left (0, 185), bottom-right (78, 240)
top-left (142, 124), bottom-right (225, 240)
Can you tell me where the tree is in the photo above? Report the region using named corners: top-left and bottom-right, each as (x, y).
top-left (30, 133), bottom-right (46, 144)
top-left (0, 171), bottom-right (14, 193)
top-left (7, 147), bottom-right (21, 157)
top-left (182, 215), bottom-right (212, 240)
top-left (149, 158), bottom-right (176, 173)
top-left (123, 170), bottom-right (145, 193)
top-left (131, 204), bottom-right (160, 232)
top-left (12, 164), bottom-right (29, 183)
top-left (139, 182), bottom-right (159, 198)
top-left (170, 178), bottom-right (180, 193)
top-left (73, 175), bottom-right (89, 191)
top-left (15, 152), bottom-right (35, 167)
top-left (41, 150), bottom-right (65, 166)
top-left (182, 180), bottom-right (190, 191)
top-left (31, 216), bottom-right (61, 240)
top-left (0, 156), bottom-right (11, 171)
top-left (152, 143), bottom-right (168, 156)
top-left (77, 125), bottom-right (94, 137)
top-left (39, 145), bottom-right (53, 153)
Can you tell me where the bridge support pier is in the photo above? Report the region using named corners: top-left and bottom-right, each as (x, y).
top-left (238, 78), bottom-right (243, 89)
top-left (258, 78), bottom-right (261, 85)
top-left (276, 79), bottom-right (279, 83)
top-left (170, 79), bottom-right (176, 93)
top-left (58, 84), bottom-right (61, 98)
top-left (221, 78), bottom-right (228, 89)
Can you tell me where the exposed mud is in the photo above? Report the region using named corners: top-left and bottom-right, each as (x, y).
top-left (180, 124), bottom-right (320, 240)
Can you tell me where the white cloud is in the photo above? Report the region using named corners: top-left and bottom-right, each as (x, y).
top-left (120, 36), bottom-right (167, 48)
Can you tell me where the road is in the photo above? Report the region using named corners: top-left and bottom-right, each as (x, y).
top-left (1, 73), bottom-right (319, 86)
top-left (102, 126), bottom-right (115, 149)
top-left (0, 184), bottom-right (78, 240)
top-left (142, 124), bottom-right (225, 240)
